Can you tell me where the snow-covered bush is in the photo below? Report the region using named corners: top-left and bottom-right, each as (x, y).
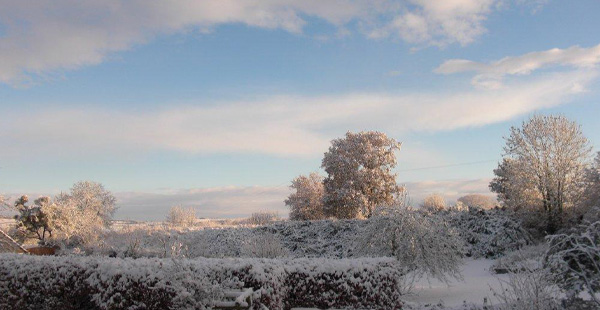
top-left (544, 221), bottom-right (600, 305)
top-left (166, 206), bottom-right (196, 227)
top-left (490, 266), bottom-right (561, 310)
top-left (241, 232), bottom-right (289, 258)
top-left (0, 255), bottom-right (405, 310)
top-left (492, 243), bottom-right (547, 274)
top-left (445, 208), bottom-right (532, 258)
top-left (247, 211), bottom-right (279, 226)
top-left (356, 206), bottom-right (463, 283)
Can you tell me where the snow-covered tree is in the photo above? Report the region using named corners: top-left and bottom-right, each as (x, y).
top-left (44, 196), bottom-right (104, 245)
top-left (457, 194), bottom-right (497, 210)
top-left (13, 195), bottom-right (53, 244)
top-left (420, 193), bottom-right (447, 212)
top-left (56, 181), bottom-right (117, 227)
top-left (583, 152), bottom-right (600, 208)
top-left (490, 115), bottom-right (592, 234)
top-left (285, 172), bottom-right (325, 221)
top-left (322, 131), bottom-right (403, 219)
top-left (166, 206), bottom-right (196, 227)
top-left (356, 205), bottom-right (463, 283)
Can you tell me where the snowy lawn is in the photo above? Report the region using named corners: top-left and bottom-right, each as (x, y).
top-left (403, 259), bottom-right (506, 308)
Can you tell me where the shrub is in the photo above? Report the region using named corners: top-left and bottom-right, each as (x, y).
top-left (356, 206), bottom-right (464, 283)
top-left (241, 232), bottom-right (289, 258)
top-left (544, 221), bottom-right (600, 305)
top-left (247, 211), bottom-right (279, 226)
top-left (445, 208), bottom-right (532, 258)
top-left (490, 267), bottom-right (561, 310)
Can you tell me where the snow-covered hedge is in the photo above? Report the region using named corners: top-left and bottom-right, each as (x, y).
top-left (0, 255), bottom-right (404, 310)
top-left (444, 208), bottom-right (532, 258)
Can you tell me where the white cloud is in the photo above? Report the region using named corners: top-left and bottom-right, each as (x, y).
top-left (0, 0), bottom-right (542, 85)
top-left (436, 43), bottom-right (600, 89)
top-left (371, 0), bottom-right (496, 46)
top-left (1, 68), bottom-right (595, 158)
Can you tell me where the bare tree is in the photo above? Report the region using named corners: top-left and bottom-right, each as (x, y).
top-left (322, 131), bottom-right (403, 219)
top-left (457, 194), bottom-right (497, 210)
top-left (490, 115), bottom-right (592, 234)
top-left (285, 172), bottom-right (325, 220)
top-left (420, 193), bottom-right (447, 212)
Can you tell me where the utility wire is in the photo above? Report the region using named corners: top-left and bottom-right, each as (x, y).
top-left (397, 159), bottom-right (498, 172)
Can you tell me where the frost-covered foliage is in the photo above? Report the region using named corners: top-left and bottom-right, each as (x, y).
top-left (322, 131), bottom-right (403, 219)
top-left (457, 194), bottom-right (497, 210)
top-left (445, 208), bottom-right (532, 258)
top-left (490, 267), bottom-right (561, 310)
top-left (247, 211), bottom-right (280, 226)
top-left (56, 181), bottom-right (117, 228)
top-left (285, 172), bottom-right (325, 220)
top-left (544, 221), bottom-right (600, 305)
top-left (13, 195), bottom-right (52, 244)
top-left (241, 232), bottom-right (289, 258)
top-left (490, 115), bottom-right (592, 235)
top-left (356, 206), bottom-right (463, 283)
top-left (0, 254), bottom-right (405, 310)
top-left (492, 244), bottom-right (547, 274)
top-left (166, 206), bottom-right (196, 227)
top-left (90, 220), bottom-right (363, 259)
top-left (421, 193), bottom-right (447, 212)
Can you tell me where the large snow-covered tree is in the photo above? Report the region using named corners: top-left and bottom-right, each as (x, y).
top-left (490, 115), bottom-right (592, 234)
top-left (285, 172), bottom-right (325, 221)
top-left (56, 181), bottom-right (117, 227)
top-left (322, 131), bottom-right (403, 219)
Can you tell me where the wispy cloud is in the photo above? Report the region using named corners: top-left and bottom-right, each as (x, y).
top-left (369, 0), bottom-right (496, 46)
top-left (436, 43), bottom-right (600, 89)
top-left (1, 67), bottom-right (594, 158)
top-left (0, 0), bottom-right (542, 85)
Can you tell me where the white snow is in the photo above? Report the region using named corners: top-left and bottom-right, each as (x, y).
top-left (403, 259), bottom-right (506, 308)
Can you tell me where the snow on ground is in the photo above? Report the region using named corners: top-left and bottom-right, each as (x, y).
top-left (403, 259), bottom-right (506, 308)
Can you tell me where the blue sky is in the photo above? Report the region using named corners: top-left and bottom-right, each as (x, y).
top-left (1, 0), bottom-right (599, 220)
